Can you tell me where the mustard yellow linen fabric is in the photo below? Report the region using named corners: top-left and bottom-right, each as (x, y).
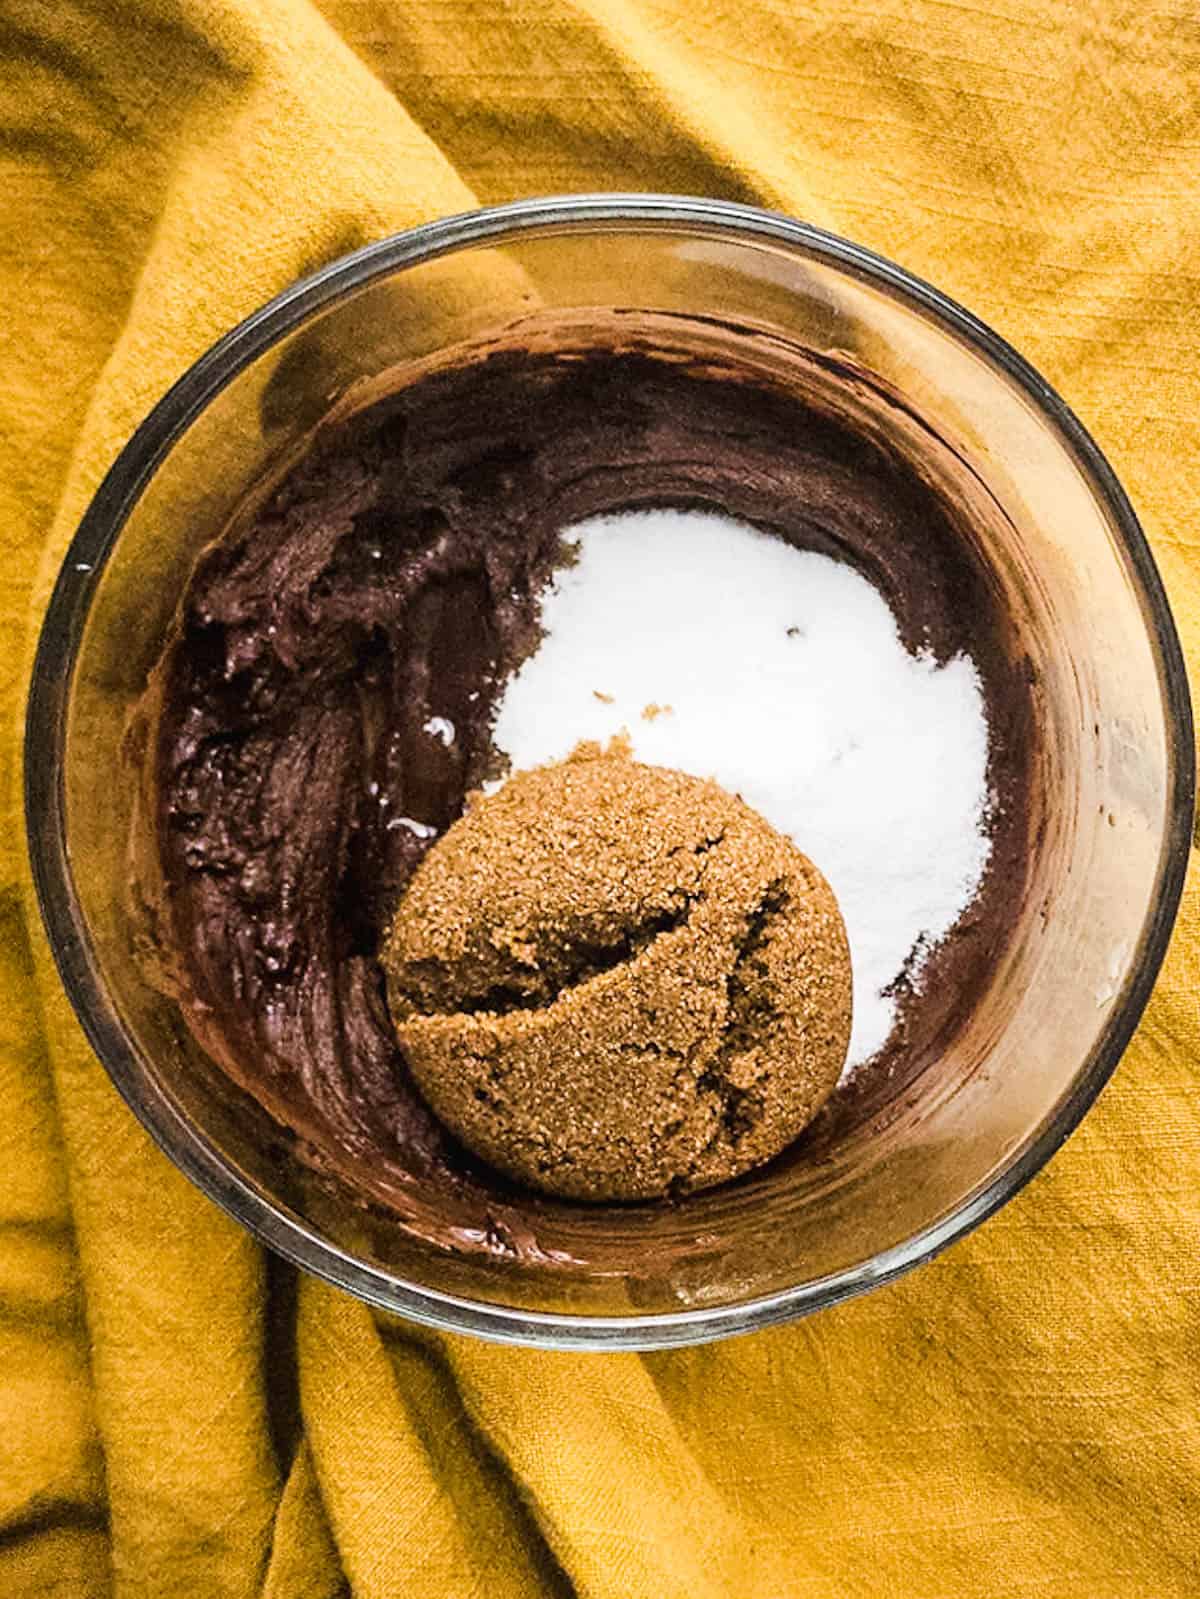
top-left (2, 1), bottom-right (1199, 1593)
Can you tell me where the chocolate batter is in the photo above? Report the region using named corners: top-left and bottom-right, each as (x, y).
top-left (146, 318), bottom-right (1035, 1237)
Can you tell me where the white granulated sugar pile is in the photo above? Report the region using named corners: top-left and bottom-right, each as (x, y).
top-left (490, 508), bottom-right (992, 1070)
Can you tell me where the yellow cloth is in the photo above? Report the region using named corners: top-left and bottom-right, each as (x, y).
top-left (2, 1), bottom-right (1198, 1593)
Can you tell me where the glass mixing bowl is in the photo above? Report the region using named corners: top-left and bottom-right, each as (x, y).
top-left (25, 196), bottom-right (1194, 1349)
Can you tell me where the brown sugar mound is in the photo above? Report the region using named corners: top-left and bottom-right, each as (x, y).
top-left (382, 749), bottom-right (852, 1202)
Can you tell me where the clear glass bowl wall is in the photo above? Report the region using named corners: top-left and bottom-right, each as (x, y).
top-left (26, 198), bottom-right (1193, 1348)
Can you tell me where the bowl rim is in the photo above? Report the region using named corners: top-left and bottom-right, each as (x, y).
top-left (25, 193), bottom-right (1195, 1350)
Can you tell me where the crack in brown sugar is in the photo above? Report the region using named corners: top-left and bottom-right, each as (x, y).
top-left (393, 898), bottom-right (697, 1020)
top-left (684, 881), bottom-right (791, 1176)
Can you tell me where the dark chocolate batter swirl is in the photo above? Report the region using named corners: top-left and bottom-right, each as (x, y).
top-left (151, 327), bottom-right (1033, 1226)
